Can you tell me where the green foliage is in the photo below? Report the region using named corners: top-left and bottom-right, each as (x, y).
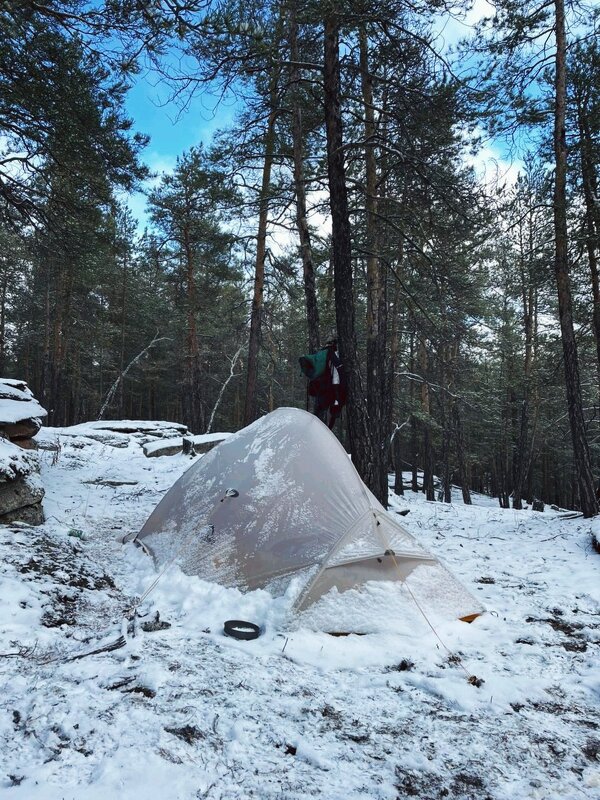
top-left (0, 17), bottom-right (147, 222)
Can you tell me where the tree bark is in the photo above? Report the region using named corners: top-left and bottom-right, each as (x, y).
top-left (360, 27), bottom-right (388, 508)
top-left (244, 70), bottom-right (278, 426)
top-left (182, 221), bottom-right (202, 432)
top-left (393, 431), bottom-right (404, 496)
top-left (323, 12), bottom-right (378, 498)
top-left (513, 219), bottom-right (537, 509)
top-left (0, 269), bottom-right (8, 375)
top-left (452, 401), bottom-right (471, 504)
top-left (441, 416), bottom-right (451, 502)
top-left (289, 6), bottom-right (320, 353)
top-left (418, 339), bottom-right (434, 501)
top-left (575, 96), bottom-right (600, 375)
top-left (553, 0), bottom-right (597, 517)
top-left (119, 246), bottom-right (128, 417)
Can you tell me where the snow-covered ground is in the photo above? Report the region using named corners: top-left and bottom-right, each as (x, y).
top-left (0, 423), bottom-right (598, 799)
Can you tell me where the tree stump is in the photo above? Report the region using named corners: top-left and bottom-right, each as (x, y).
top-left (182, 435), bottom-right (196, 457)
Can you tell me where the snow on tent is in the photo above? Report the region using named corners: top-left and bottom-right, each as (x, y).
top-left (134, 408), bottom-right (483, 631)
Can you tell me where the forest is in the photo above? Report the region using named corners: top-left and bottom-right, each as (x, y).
top-left (1, 0), bottom-right (599, 515)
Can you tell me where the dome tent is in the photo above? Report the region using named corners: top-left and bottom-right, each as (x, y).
top-left (134, 408), bottom-right (483, 625)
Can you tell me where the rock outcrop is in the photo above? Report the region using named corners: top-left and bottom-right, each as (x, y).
top-left (143, 432), bottom-right (232, 458)
top-left (0, 438), bottom-right (44, 524)
top-left (0, 379), bottom-right (47, 447)
top-left (0, 379), bottom-right (47, 524)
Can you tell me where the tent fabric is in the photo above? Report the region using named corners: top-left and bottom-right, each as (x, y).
top-left (135, 407), bottom-right (483, 622)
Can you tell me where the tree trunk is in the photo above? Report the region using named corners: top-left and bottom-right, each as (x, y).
top-left (182, 222), bottom-right (202, 432)
top-left (410, 415), bottom-right (419, 491)
top-left (389, 267), bottom-right (403, 495)
top-left (512, 399), bottom-right (529, 510)
top-left (418, 339), bottom-right (434, 501)
top-left (323, 12), bottom-right (378, 497)
top-left (409, 336), bottom-right (419, 492)
top-left (244, 70), bottom-right (278, 425)
top-left (452, 401), bottom-right (471, 504)
top-left (496, 451), bottom-right (510, 509)
top-left (553, 0), bottom-right (597, 517)
top-left (576, 97), bottom-right (600, 376)
top-left (393, 431), bottom-right (404, 496)
top-left (0, 270), bottom-right (8, 375)
top-left (360, 26), bottom-right (388, 508)
top-left (441, 408), bottom-right (452, 503)
top-left (119, 248), bottom-right (128, 417)
top-left (289, 6), bottom-right (320, 353)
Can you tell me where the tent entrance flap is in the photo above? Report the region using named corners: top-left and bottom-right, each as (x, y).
top-left (295, 553), bottom-right (435, 612)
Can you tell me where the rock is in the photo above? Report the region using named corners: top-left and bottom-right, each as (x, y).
top-left (0, 382), bottom-right (46, 525)
top-left (77, 431), bottom-right (131, 448)
top-left (0, 502), bottom-right (45, 526)
top-left (143, 432), bottom-right (232, 458)
top-left (0, 474), bottom-right (44, 523)
top-left (56, 420), bottom-right (190, 449)
top-left (182, 435), bottom-right (196, 456)
top-left (0, 439), bottom-right (44, 526)
top-left (61, 420), bottom-right (187, 437)
top-left (10, 436), bottom-right (38, 450)
top-left (2, 419), bottom-right (42, 440)
top-left (0, 379), bottom-right (47, 445)
top-left (0, 439), bottom-right (38, 482)
top-left (143, 441), bottom-right (183, 458)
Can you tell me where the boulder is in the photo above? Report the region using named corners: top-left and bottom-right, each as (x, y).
top-left (0, 504), bottom-right (45, 525)
top-left (0, 473), bottom-right (44, 524)
top-left (0, 379), bottom-right (47, 445)
top-left (143, 432), bottom-right (232, 458)
top-left (2, 419), bottom-right (42, 440)
top-left (0, 438), bottom-right (44, 526)
top-left (55, 420), bottom-right (189, 449)
top-left (0, 438), bottom-right (37, 482)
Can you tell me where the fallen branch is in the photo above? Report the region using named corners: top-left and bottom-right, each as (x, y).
top-left (206, 345), bottom-right (244, 434)
top-left (65, 635), bottom-right (127, 662)
top-left (98, 332), bottom-right (171, 420)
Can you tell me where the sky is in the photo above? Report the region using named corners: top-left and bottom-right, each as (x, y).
top-left (123, 67), bottom-right (237, 226)
top-left (121, 0), bottom-right (510, 229)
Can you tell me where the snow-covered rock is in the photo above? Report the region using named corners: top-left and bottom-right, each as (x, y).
top-left (0, 438), bottom-right (44, 524)
top-left (53, 419), bottom-right (190, 449)
top-left (0, 378), bottom-right (47, 442)
top-left (61, 419), bottom-right (188, 436)
top-left (0, 437), bottom-right (38, 482)
top-left (143, 431), bottom-right (232, 458)
top-left (0, 472), bottom-right (44, 524)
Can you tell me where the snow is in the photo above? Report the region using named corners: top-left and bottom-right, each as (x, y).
top-left (0, 379), bottom-right (47, 425)
top-left (0, 425), bottom-right (599, 799)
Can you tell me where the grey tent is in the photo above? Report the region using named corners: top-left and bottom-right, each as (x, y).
top-left (135, 408), bottom-right (482, 624)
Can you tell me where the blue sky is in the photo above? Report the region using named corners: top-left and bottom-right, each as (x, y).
top-left (123, 68), bottom-right (236, 226)
top-left (121, 1), bottom-right (507, 228)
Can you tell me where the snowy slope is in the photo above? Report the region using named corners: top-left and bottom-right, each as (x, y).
top-left (0, 427), bottom-right (598, 800)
